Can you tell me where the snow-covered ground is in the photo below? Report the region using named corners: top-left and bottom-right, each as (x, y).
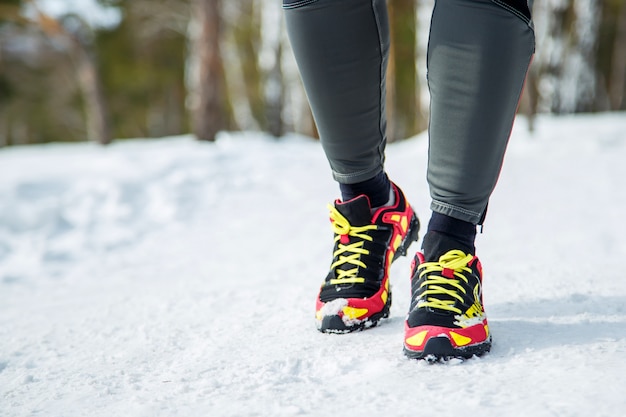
top-left (1, 113), bottom-right (625, 416)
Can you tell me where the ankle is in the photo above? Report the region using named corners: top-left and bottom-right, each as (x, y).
top-left (339, 171), bottom-right (391, 208)
top-left (423, 212), bottom-right (476, 261)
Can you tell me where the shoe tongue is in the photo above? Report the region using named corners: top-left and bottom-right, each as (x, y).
top-left (422, 231), bottom-right (473, 262)
top-left (335, 195), bottom-right (373, 226)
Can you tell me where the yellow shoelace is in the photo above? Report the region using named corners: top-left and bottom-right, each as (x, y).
top-left (417, 250), bottom-right (474, 314)
top-left (327, 204), bottom-right (378, 285)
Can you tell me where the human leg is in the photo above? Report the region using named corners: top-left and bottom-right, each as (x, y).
top-left (404, 0), bottom-right (535, 359)
top-left (284, 0), bottom-right (389, 188)
top-left (284, 0), bottom-right (420, 332)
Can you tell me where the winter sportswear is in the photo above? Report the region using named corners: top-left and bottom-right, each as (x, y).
top-left (284, 0), bottom-right (534, 224)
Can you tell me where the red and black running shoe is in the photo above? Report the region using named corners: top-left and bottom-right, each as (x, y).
top-left (404, 232), bottom-right (491, 360)
top-left (316, 183), bottom-right (420, 333)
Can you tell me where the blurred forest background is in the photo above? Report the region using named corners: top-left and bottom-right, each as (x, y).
top-left (0, 0), bottom-right (625, 147)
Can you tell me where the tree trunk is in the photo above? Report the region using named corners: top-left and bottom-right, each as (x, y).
top-left (73, 43), bottom-right (112, 145)
top-left (520, 64), bottom-right (539, 132)
top-left (387, 0), bottom-right (421, 142)
top-left (191, 0), bottom-right (228, 142)
top-left (232, 0), bottom-right (265, 130)
top-left (609, 0), bottom-right (626, 110)
top-left (265, 20), bottom-right (285, 138)
top-left (29, 6), bottom-right (112, 144)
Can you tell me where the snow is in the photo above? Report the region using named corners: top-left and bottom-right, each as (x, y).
top-left (1, 113), bottom-right (626, 416)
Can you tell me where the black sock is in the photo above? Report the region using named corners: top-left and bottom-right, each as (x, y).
top-left (339, 171), bottom-right (391, 208)
top-left (424, 212), bottom-right (476, 260)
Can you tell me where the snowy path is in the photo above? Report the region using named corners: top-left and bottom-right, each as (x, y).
top-left (1, 114), bottom-right (626, 416)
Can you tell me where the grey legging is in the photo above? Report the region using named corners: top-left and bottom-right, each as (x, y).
top-left (284, 0), bottom-right (535, 224)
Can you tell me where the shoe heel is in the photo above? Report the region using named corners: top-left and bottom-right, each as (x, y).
top-left (394, 213), bottom-right (420, 260)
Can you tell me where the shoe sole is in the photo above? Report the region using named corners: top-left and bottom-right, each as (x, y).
top-left (318, 213), bottom-right (420, 334)
top-left (403, 336), bottom-right (492, 361)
